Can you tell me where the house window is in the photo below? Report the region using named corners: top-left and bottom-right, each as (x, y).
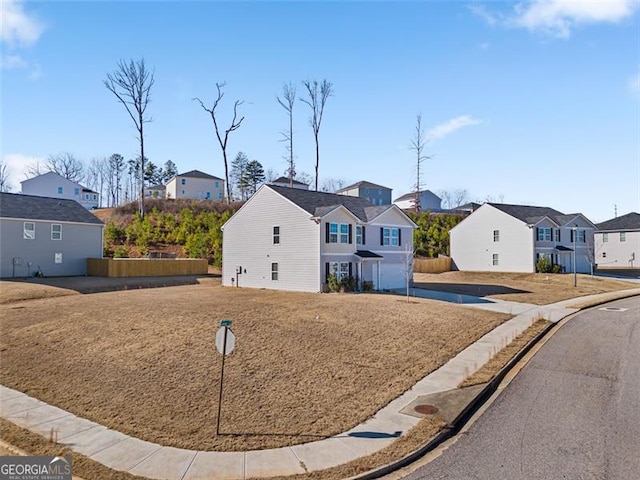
top-left (24, 222), bottom-right (35, 240)
top-left (181, 178), bottom-right (186, 185)
top-left (383, 227), bottom-right (399, 246)
top-left (537, 227), bottom-right (551, 241)
top-left (51, 224), bottom-right (62, 240)
top-left (493, 230), bottom-right (500, 242)
top-left (85, 194), bottom-right (89, 200)
top-left (273, 226), bottom-right (280, 244)
top-left (219, 192), bottom-right (223, 199)
top-left (329, 223), bottom-right (338, 243)
top-left (57, 187), bottom-right (63, 194)
top-left (181, 190), bottom-right (185, 195)
top-left (206, 192), bottom-right (211, 199)
top-left (492, 254), bottom-right (499, 266)
top-left (215, 181), bottom-right (219, 188)
top-left (271, 262), bottom-right (278, 281)
top-left (93, 194), bottom-right (97, 200)
top-left (356, 226), bottom-right (363, 245)
top-left (603, 233), bottom-right (608, 242)
top-left (340, 224), bottom-right (349, 243)
top-left (330, 262), bottom-right (350, 280)
top-left (74, 188), bottom-right (80, 195)
top-left (578, 230), bottom-right (586, 243)
top-left (554, 229), bottom-right (561, 242)
top-left (603, 252), bottom-right (607, 258)
top-left (620, 232), bottom-right (626, 242)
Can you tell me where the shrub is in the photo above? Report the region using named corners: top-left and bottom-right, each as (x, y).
top-left (113, 246), bottom-right (129, 258)
top-left (327, 274), bottom-right (341, 292)
top-left (536, 256), bottom-right (552, 273)
top-left (361, 281), bottom-right (375, 292)
top-left (552, 264), bottom-right (562, 274)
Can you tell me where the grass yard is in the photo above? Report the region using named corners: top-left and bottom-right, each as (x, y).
top-left (413, 271), bottom-right (636, 305)
top-left (0, 281), bottom-right (510, 452)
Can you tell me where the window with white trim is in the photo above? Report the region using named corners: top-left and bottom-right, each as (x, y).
top-left (329, 223), bottom-right (338, 243)
top-left (273, 226), bottom-right (280, 244)
top-left (603, 233), bottom-right (608, 242)
top-left (356, 226), bottom-right (363, 245)
top-left (493, 230), bottom-right (500, 242)
top-left (181, 178), bottom-right (186, 185)
top-left (620, 232), bottom-right (626, 242)
top-left (383, 227), bottom-right (399, 246)
top-left (24, 222), bottom-right (35, 240)
top-left (554, 229), bottom-right (561, 242)
top-left (340, 224), bottom-right (349, 243)
top-left (271, 262), bottom-right (278, 281)
top-left (537, 227), bottom-right (551, 241)
top-left (492, 254), bottom-right (499, 266)
top-left (578, 230), bottom-right (586, 243)
top-left (330, 262), bottom-right (350, 280)
top-left (51, 224), bottom-right (62, 240)
top-left (57, 187), bottom-right (63, 194)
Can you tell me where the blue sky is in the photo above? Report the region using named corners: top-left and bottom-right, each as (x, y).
top-left (1, 0), bottom-right (639, 222)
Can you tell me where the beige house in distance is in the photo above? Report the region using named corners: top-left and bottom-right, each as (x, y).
top-left (166, 170), bottom-right (225, 200)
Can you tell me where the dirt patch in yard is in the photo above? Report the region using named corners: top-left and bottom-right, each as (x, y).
top-left (414, 271), bottom-right (636, 305)
top-left (0, 283), bottom-right (509, 452)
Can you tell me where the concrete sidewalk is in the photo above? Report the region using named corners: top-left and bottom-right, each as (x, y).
top-left (2, 289), bottom-right (638, 480)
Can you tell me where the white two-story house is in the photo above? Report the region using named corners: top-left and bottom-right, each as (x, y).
top-left (450, 203), bottom-right (596, 273)
top-left (21, 172), bottom-right (100, 209)
top-left (222, 185), bottom-right (417, 292)
top-left (594, 212), bottom-right (640, 269)
top-left (166, 170), bottom-right (225, 200)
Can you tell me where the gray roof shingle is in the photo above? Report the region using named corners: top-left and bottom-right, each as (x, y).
top-left (596, 212), bottom-right (640, 231)
top-left (177, 170), bottom-right (223, 180)
top-left (0, 193), bottom-right (104, 225)
top-left (269, 185), bottom-right (388, 222)
top-left (336, 180), bottom-right (391, 193)
top-left (271, 176), bottom-right (308, 186)
top-left (489, 203), bottom-right (584, 226)
top-left (393, 190), bottom-right (441, 202)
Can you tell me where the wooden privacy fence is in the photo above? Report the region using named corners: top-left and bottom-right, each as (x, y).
top-left (413, 256), bottom-right (452, 274)
top-left (87, 258), bottom-right (208, 277)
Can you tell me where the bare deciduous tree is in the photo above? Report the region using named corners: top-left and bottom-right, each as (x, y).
top-left (0, 159), bottom-right (11, 192)
top-left (46, 152), bottom-right (85, 183)
top-left (25, 159), bottom-right (44, 178)
top-left (104, 58), bottom-right (154, 216)
top-left (321, 177), bottom-right (346, 193)
top-left (277, 82), bottom-right (296, 187)
top-left (440, 189), bottom-right (469, 210)
top-left (409, 113), bottom-right (430, 213)
top-left (301, 79), bottom-right (333, 191)
top-left (194, 82), bottom-right (244, 203)
top-left (87, 157), bottom-right (108, 207)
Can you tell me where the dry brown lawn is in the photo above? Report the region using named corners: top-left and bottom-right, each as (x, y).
top-left (0, 282), bottom-right (510, 452)
top-left (414, 271), bottom-right (636, 305)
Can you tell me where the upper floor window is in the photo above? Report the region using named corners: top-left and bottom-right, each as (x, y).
top-left (537, 227), bottom-right (551, 242)
top-left (378, 189), bottom-right (382, 195)
top-left (578, 230), bottom-right (586, 243)
top-left (620, 232), bottom-right (626, 242)
top-left (181, 178), bottom-right (186, 185)
top-left (51, 224), bottom-right (62, 240)
top-left (328, 223), bottom-right (338, 243)
top-left (327, 223), bottom-right (351, 244)
top-left (340, 224), bottom-right (349, 243)
top-left (492, 254), bottom-right (499, 266)
top-left (382, 227), bottom-right (400, 246)
top-left (364, 188), bottom-right (369, 194)
top-left (215, 181), bottom-right (219, 188)
top-left (74, 188), bottom-right (80, 195)
top-left (603, 233), bottom-right (609, 242)
top-left (554, 229), bottom-right (561, 242)
top-left (493, 230), bottom-right (500, 242)
top-left (93, 194), bottom-right (97, 200)
top-left (273, 226), bottom-right (280, 244)
top-left (57, 187), bottom-right (63, 194)
top-left (24, 222), bottom-right (35, 240)
top-left (356, 225), bottom-right (364, 245)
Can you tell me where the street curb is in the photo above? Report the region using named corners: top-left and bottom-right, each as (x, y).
top-left (350, 318), bottom-right (559, 480)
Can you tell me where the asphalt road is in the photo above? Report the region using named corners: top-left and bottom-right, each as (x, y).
top-left (402, 296), bottom-right (640, 480)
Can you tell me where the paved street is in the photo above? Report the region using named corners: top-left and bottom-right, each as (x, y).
top-left (403, 296), bottom-right (640, 480)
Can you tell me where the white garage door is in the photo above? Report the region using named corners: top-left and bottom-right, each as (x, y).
top-left (379, 263), bottom-right (406, 290)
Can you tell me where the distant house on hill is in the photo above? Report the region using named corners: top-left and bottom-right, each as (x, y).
top-left (144, 184), bottom-right (166, 199)
top-left (594, 212), bottom-right (640, 269)
top-left (335, 181), bottom-right (392, 206)
top-left (394, 190), bottom-right (442, 212)
top-left (0, 193), bottom-right (104, 278)
top-left (450, 203), bottom-right (596, 273)
top-left (21, 172), bottom-right (100, 209)
top-left (166, 170), bottom-right (225, 200)
top-left (270, 176), bottom-right (309, 190)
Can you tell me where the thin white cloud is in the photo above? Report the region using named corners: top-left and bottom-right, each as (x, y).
top-left (471, 1), bottom-right (639, 38)
top-left (0, 54), bottom-right (27, 69)
top-left (427, 115), bottom-right (482, 141)
top-left (2, 153), bottom-right (45, 188)
top-left (0, 0), bottom-right (45, 47)
top-left (629, 71), bottom-right (640, 99)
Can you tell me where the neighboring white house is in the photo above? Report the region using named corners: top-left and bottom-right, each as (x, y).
top-left (394, 190), bottom-right (442, 212)
top-left (222, 184), bottom-right (417, 292)
top-left (594, 212), bottom-right (639, 269)
top-left (144, 184), bottom-right (166, 198)
top-left (269, 176), bottom-right (309, 190)
top-left (166, 170), bottom-right (225, 200)
top-left (336, 181), bottom-right (392, 206)
top-left (21, 172), bottom-right (100, 209)
top-left (450, 203), bottom-right (596, 273)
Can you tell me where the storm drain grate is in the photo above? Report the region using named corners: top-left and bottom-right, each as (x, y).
top-left (414, 404), bottom-right (439, 415)
top-left (598, 307), bottom-right (628, 312)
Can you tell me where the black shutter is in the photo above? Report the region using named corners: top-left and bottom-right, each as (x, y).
top-left (325, 223), bottom-right (330, 243)
top-left (325, 262), bottom-right (330, 281)
top-left (362, 226), bottom-right (366, 245)
top-left (398, 229), bottom-right (402, 246)
top-left (558, 229), bottom-right (561, 242)
top-left (380, 227), bottom-right (384, 245)
top-left (349, 262), bottom-right (353, 277)
top-left (570, 230), bottom-right (574, 243)
top-left (536, 227), bottom-right (540, 241)
top-left (348, 224), bottom-right (352, 244)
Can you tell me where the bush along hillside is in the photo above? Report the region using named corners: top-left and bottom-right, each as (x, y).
top-left (407, 211), bottom-right (465, 258)
top-left (99, 199), bottom-right (242, 266)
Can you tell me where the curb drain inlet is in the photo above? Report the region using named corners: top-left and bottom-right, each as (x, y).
top-left (414, 404), bottom-right (439, 415)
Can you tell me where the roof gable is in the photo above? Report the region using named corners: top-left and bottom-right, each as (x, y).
top-left (393, 190), bottom-right (441, 203)
top-left (0, 193), bottom-right (104, 225)
top-left (336, 180), bottom-right (391, 193)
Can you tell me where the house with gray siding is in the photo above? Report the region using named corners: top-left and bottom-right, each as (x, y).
top-left (0, 193), bottom-right (104, 278)
top-left (222, 185), bottom-right (416, 292)
top-left (450, 203), bottom-right (596, 273)
top-left (336, 181), bottom-right (392, 206)
top-left (21, 172), bottom-right (100, 209)
top-left (394, 190), bottom-right (443, 212)
top-left (594, 212), bottom-right (639, 269)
